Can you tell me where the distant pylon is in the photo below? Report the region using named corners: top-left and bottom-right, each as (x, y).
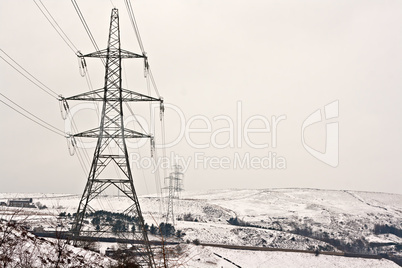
top-left (64, 8), bottom-right (162, 267)
top-left (164, 165), bottom-right (184, 225)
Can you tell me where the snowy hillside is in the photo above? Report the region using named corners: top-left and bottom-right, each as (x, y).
top-left (0, 188), bottom-right (401, 267)
top-left (179, 188), bottom-right (401, 247)
top-left (183, 245), bottom-right (399, 268)
top-left (0, 220), bottom-right (115, 267)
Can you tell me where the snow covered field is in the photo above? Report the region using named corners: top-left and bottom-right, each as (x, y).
top-left (184, 246), bottom-right (399, 268)
top-left (0, 188), bottom-right (401, 267)
top-left (0, 220), bottom-right (115, 267)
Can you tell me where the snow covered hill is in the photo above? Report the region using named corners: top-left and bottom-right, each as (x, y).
top-left (183, 246), bottom-right (399, 268)
top-left (178, 188), bottom-right (402, 248)
top-left (0, 188), bottom-right (401, 267)
top-left (0, 220), bottom-right (114, 267)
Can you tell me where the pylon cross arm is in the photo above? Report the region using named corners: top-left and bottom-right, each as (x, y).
top-left (65, 88), bottom-right (161, 102)
top-left (122, 88), bottom-right (161, 102)
top-left (81, 48), bottom-right (144, 59)
top-left (73, 127), bottom-right (151, 139)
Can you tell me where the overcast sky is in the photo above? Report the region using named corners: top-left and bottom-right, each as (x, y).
top-left (0, 0), bottom-right (401, 195)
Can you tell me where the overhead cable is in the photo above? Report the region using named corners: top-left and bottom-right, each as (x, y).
top-left (0, 49), bottom-right (59, 99)
top-left (0, 93), bottom-right (65, 137)
top-left (71, 0), bottom-right (106, 65)
top-left (33, 0), bottom-right (79, 54)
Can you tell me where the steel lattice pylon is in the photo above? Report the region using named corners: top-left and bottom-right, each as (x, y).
top-left (164, 165), bottom-right (184, 225)
top-left (66, 8), bottom-right (161, 267)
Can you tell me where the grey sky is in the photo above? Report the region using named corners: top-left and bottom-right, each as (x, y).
top-left (0, 0), bottom-right (401, 195)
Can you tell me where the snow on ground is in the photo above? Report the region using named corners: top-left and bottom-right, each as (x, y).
top-left (182, 188), bottom-right (402, 220)
top-left (179, 188), bottom-right (401, 246)
top-left (184, 245), bottom-right (399, 268)
top-left (177, 220), bottom-right (335, 251)
top-left (0, 188), bottom-right (401, 267)
top-left (366, 234), bottom-right (402, 244)
top-left (0, 220), bottom-right (115, 267)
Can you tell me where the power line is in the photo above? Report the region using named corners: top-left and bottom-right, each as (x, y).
top-left (125, 103), bottom-right (148, 134)
top-left (124, 0), bottom-right (161, 98)
top-left (33, 0), bottom-right (96, 172)
top-left (148, 68), bottom-right (161, 98)
top-left (125, 0), bottom-right (165, 217)
top-left (71, 0), bottom-right (105, 65)
top-left (0, 92), bottom-right (88, 174)
top-left (74, 139), bottom-right (90, 174)
top-left (0, 50), bottom-right (60, 99)
top-left (0, 93), bottom-right (65, 137)
top-left (33, 0), bottom-right (79, 54)
top-left (71, 0), bottom-right (99, 51)
top-left (0, 50), bottom-right (90, 170)
top-left (125, 0), bottom-right (145, 53)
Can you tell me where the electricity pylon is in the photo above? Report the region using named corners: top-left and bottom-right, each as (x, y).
top-left (164, 165), bottom-right (184, 225)
top-left (64, 8), bottom-right (161, 267)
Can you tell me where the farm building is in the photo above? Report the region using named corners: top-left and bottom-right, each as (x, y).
top-left (7, 198), bottom-right (35, 208)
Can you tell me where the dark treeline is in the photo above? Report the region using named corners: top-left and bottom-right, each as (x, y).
top-left (373, 224), bottom-right (402, 238)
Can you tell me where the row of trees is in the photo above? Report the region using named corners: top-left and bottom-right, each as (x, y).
top-left (149, 223), bottom-right (176, 237)
top-left (291, 225), bottom-right (373, 254)
top-left (59, 210), bottom-right (183, 238)
top-left (374, 224), bottom-right (402, 238)
top-left (227, 217), bottom-right (398, 254)
top-left (86, 210), bottom-right (180, 238)
top-left (177, 213), bottom-right (199, 222)
top-left (227, 216), bottom-right (251, 227)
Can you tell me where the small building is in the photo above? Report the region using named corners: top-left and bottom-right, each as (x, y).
top-left (7, 198), bottom-right (35, 208)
